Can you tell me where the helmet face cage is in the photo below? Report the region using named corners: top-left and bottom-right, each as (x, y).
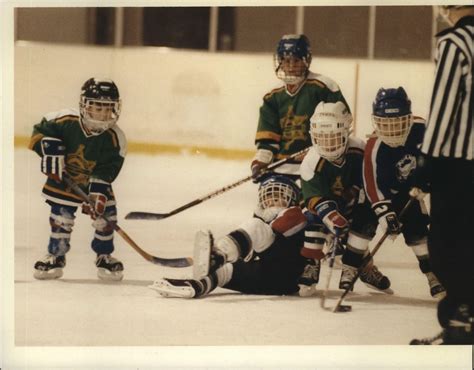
top-left (79, 78), bottom-right (121, 135)
top-left (311, 121), bottom-right (350, 161)
top-left (372, 114), bottom-right (413, 147)
top-left (310, 102), bottom-right (352, 161)
top-left (372, 87), bottom-right (413, 147)
top-left (258, 177), bottom-right (300, 211)
top-left (274, 34), bottom-right (312, 85)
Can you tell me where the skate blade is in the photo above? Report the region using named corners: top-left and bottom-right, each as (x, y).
top-left (432, 290), bottom-right (447, 301)
top-left (149, 279), bottom-right (195, 298)
top-left (97, 268), bottom-right (123, 281)
top-left (363, 283), bottom-right (394, 295)
top-left (33, 268), bottom-right (63, 280)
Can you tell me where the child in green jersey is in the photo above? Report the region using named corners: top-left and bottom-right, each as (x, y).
top-left (299, 101), bottom-right (392, 296)
top-left (251, 34), bottom-right (350, 182)
top-left (29, 77), bottom-right (127, 281)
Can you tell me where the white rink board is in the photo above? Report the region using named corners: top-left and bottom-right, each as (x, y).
top-left (15, 42), bottom-right (433, 150)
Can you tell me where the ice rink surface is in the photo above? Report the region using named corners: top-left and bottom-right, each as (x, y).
top-left (9, 148), bottom-right (471, 368)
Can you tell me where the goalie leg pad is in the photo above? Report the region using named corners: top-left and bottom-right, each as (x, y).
top-left (193, 230), bottom-right (213, 279)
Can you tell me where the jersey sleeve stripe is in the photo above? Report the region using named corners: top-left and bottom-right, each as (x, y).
top-left (363, 138), bottom-right (384, 204)
top-left (255, 131), bottom-right (282, 142)
top-left (110, 126), bottom-right (127, 157)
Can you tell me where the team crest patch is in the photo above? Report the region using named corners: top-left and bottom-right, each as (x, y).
top-left (396, 154), bottom-right (416, 182)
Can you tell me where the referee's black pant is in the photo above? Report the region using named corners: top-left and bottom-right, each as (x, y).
top-left (428, 157), bottom-right (474, 327)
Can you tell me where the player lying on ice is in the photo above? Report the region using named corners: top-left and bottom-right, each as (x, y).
top-left (150, 173), bottom-right (390, 299)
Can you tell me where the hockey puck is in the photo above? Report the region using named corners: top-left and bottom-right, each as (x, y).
top-left (335, 305), bottom-right (352, 312)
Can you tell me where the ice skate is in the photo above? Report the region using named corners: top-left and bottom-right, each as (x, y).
top-left (33, 254), bottom-right (66, 280)
top-left (360, 264), bottom-right (393, 294)
top-left (150, 276), bottom-right (216, 299)
top-left (339, 264), bottom-right (357, 291)
top-left (298, 259), bottom-right (320, 297)
top-left (150, 278), bottom-right (203, 298)
top-left (96, 254), bottom-right (124, 281)
top-left (425, 272), bottom-right (446, 300)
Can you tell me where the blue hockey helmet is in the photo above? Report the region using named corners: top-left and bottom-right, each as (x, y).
top-left (371, 87), bottom-right (413, 147)
top-left (258, 174), bottom-right (301, 211)
top-left (274, 34), bottom-right (312, 85)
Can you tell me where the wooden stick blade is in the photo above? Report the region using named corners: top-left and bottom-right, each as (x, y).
top-left (125, 212), bottom-right (170, 220)
top-left (151, 256), bottom-right (193, 268)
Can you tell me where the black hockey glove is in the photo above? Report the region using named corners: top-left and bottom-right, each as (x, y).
top-left (40, 137), bottom-right (66, 182)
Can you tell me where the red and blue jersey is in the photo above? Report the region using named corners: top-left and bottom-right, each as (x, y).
top-left (363, 118), bottom-right (426, 204)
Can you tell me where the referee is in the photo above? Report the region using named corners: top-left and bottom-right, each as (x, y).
top-left (412, 5), bottom-right (473, 344)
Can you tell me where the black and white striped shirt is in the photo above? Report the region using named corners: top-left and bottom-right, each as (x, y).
top-left (422, 16), bottom-right (473, 160)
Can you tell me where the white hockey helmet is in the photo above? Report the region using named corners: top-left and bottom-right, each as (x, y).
top-left (79, 77), bottom-right (121, 135)
top-left (310, 101), bottom-right (352, 161)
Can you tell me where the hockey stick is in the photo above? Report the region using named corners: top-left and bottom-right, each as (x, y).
top-left (410, 330), bottom-right (444, 345)
top-left (125, 147), bottom-right (310, 220)
top-left (62, 174), bottom-right (192, 268)
top-left (320, 236), bottom-right (341, 311)
top-left (333, 197), bottom-right (415, 313)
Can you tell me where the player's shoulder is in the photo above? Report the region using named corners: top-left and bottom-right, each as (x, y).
top-left (436, 20), bottom-right (474, 55)
top-left (300, 146), bottom-right (322, 181)
top-left (406, 116), bottom-right (426, 146)
top-left (43, 108), bottom-right (80, 123)
top-left (346, 136), bottom-right (366, 154)
top-left (106, 125), bottom-right (128, 157)
top-left (364, 135), bottom-right (383, 157)
top-left (413, 116), bottom-right (426, 126)
top-left (263, 83), bottom-right (286, 101)
top-left (306, 72), bottom-right (341, 93)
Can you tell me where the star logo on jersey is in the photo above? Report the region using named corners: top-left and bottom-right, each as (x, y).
top-left (331, 176), bottom-right (344, 197)
top-left (280, 106), bottom-right (308, 150)
top-left (396, 154), bottom-right (416, 182)
top-left (65, 144), bottom-right (96, 186)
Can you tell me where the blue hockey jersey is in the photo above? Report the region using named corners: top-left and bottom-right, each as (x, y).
top-left (363, 118), bottom-right (425, 204)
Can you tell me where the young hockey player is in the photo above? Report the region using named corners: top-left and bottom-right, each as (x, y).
top-left (29, 77), bottom-right (127, 281)
top-left (299, 101), bottom-right (392, 296)
top-left (363, 87), bottom-right (445, 299)
top-left (151, 175), bottom-right (311, 298)
top-left (251, 34), bottom-right (350, 182)
top-left (151, 133), bottom-right (389, 299)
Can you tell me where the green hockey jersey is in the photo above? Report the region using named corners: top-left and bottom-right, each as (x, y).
top-left (300, 137), bottom-right (365, 213)
top-left (255, 72), bottom-right (349, 165)
top-left (29, 108), bottom-right (127, 206)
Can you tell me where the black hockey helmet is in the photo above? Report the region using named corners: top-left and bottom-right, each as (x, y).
top-left (79, 78), bottom-right (121, 135)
